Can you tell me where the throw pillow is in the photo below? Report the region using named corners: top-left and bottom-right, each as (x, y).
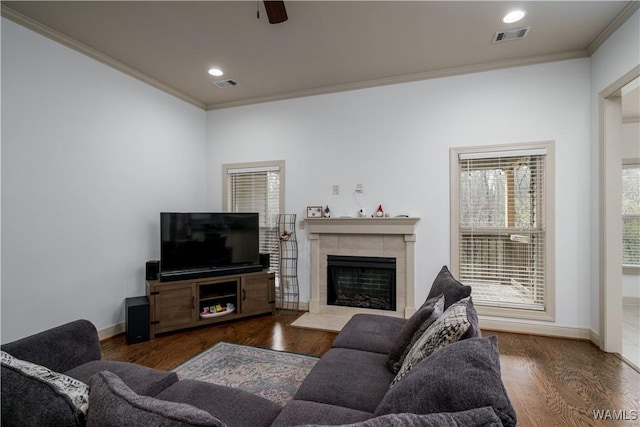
top-left (301, 407), bottom-right (503, 427)
top-left (0, 350), bottom-right (89, 421)
top-left (88, 370), bottom-right (226, 427)
top-left (375, 336), bottom-right (517, 427)
top-left (386, 295), bottom-right (444, 373)
top-left (391, 297), bottom-right (472, 386)
top-left (426, 266), bottom-right (471, 310)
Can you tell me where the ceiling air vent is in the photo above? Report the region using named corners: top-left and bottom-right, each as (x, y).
top-left (493, 26), bottom-right (530, 43)
top-left (213, 79), bottom-right (239, 88)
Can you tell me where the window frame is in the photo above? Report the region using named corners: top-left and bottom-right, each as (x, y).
top-left (622, 159), bottom-right (640, 275)
top-left (450, 141), bottom-right (555, 321)
top-left (222, 160), bottom-right (285, 272)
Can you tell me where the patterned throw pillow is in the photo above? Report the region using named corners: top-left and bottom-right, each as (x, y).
top-left (391, 297), bottom-right (472, 386)
top-left (0, 350), bottom-right (89, 416)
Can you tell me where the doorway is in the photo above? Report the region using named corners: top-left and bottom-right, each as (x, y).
top-left (600, 67), bottom-right (640, 371)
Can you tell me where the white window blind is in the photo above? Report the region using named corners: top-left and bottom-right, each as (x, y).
top-left (226, 165), bottom-right (281, 273)
top-left (458, 150), bottom-right (547, 311)
top-left (622, 164), bottom-right (640, 267)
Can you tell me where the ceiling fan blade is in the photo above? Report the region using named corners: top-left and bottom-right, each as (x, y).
top-left (263, 1), bottom-right (288, 24)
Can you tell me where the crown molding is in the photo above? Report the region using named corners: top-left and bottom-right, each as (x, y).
top-left (1, 5), bottom-right (207, 110)
top-left (205, 50), bottom-right (589, 110)
top-left (587, 1), bottom-right (640, 55)
top-left (2, 3), bottom-right (616, 113)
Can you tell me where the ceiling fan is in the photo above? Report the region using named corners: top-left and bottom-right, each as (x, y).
top-left (261, 1), bottom-right (288, 24)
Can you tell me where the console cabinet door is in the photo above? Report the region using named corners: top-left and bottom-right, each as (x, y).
top-left (152, 283), bottom-right (196, 333)
top-left (240, 274), bottom-right (274, 315)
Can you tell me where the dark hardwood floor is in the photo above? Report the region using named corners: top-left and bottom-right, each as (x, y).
top-left (101, 313), bottom-right (640, 426)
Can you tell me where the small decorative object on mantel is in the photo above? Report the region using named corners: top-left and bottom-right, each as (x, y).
top-left (323, 206), bottom-right (332, 218)
top-left (306, 206), bottom-right (323, 218)
top-left (358, 208), bottom-right (366, 218)
top-left (375, 204), bottom-right (384, 217)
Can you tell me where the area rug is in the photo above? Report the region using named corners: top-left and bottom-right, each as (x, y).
top-left (172, 342), bottom-right (318, 405)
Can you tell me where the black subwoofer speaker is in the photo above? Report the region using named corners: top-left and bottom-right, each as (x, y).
top-left (125, 296), bottom-right (150, 344)
top-left (145, 260), bottom-right (160, 280)
top-left (259, 253), bottom-right (270, 269)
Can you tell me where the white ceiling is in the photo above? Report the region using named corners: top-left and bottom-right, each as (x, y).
top-left (2, 1), bottom-right (637, 110)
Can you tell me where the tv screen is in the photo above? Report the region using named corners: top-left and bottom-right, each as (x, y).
top-left (160, 212), bottom-right (260, 276)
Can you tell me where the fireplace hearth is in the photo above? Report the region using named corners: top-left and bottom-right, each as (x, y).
top-left (327, 255), bottom-right (396, 311)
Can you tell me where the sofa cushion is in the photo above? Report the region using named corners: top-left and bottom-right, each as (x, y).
top-left (87, 371), bottom-right (225, 427)
top-left (271, 400), bottom-right (372, 427)
top-left (0, 319), bottom-right (101, 374)
top-left (426, 266), bottom-right (471, 309)
top-left (392, 297), bottom-right (472, 385)
top-left (1, 351), bottom-right (89, 427)
top-left (155, 379), bottom-right (282, 427)
top-left (301, 407), bottom-right (503, 426)
top-left (387, 295), bottom-right (444, 373)
top-left (294, 348), bottom-right (394, 413)
top-left (332, 314), bottom-right (406, 354)
top-left (65, 359), bottom-right (178, 397)
top-left (375, 336), bottom-right (517, 427)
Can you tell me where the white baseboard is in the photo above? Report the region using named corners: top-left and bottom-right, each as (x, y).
top-left (98, 322), bottom-right (125, 341)
top-left (479, 318), bottom-right (591, 340)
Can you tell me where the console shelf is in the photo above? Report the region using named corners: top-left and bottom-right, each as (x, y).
top-left (146, 270), bottom-right (275, 338)
top-left (200, 308), bottom-right (235, 319)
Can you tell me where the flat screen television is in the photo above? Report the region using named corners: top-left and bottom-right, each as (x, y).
top-left (160, 212), bottom-right (261, 281)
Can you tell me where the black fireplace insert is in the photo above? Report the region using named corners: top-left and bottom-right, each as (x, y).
top-left (327, 255), bottom-right (396, 311)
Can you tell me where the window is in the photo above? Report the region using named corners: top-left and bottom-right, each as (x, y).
top-left (622, 162), bottom-right (640, 272)
top-left (223, 161), bottom-right (285, 277)
top-left (450, 142), bottom-right (555, 321)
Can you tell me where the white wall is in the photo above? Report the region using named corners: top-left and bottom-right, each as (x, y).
top-left (1, 18), bottom-right (208, 342)
top-left (207, 58), bottom-right (592, 330)
top-left (589, 10), bottom-right (640, 330)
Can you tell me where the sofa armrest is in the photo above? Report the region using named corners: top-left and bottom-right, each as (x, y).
top-left (1, 319), bottom-right (101, 372)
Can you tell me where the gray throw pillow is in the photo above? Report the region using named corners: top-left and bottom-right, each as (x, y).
top-left (375, 336), bottom-right (517, 427)
top-left (426, 266), bottom-right (471, 309)
top-left (300, 407), bottom-right (503, 426)
top-left (87, 371), bottom-right (226, 427)
top-left (388, 295), bottom-right (445, 374)
top-left (387, 295), bottom-right (444, 373)
top-left (391, 297), bottom-right (471, 386)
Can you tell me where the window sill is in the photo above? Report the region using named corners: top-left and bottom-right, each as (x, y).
top-left (623, 265), bottom-right (640, 275)
top-left (475, 303), bottom-right (555, 322)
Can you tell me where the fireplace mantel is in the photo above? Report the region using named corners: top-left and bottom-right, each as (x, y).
top-left (307, 217), bottom-right (420, 320)
top-left (306, 217), bottom-right (419, 235)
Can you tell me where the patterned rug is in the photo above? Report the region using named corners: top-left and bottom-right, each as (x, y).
top-left (172, 342), bottom-right (318, 405)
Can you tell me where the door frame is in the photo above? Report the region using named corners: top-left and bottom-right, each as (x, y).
top-left (599, 66), bottom-right (640, 352)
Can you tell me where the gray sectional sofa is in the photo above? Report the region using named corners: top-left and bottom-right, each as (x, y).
top-left (1, 266), bottom-right (516, 427)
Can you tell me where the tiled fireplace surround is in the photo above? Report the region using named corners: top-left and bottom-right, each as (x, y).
top-left (307, 217), bottom-right (420, 321)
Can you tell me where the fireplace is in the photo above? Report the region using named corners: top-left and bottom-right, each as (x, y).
top-left (327, 255), bottom-right (396, 311)
top-left (306, 217), bottom-right (419, 320)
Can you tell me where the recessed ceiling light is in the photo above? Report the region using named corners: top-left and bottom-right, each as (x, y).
top-left (208, 68), bottom-right (224, 77)
top-left (503, 10), bottom-right (526, 24)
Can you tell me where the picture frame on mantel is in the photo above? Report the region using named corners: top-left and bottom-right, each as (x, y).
top-left (306, 206), bottom-right (323, 218)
